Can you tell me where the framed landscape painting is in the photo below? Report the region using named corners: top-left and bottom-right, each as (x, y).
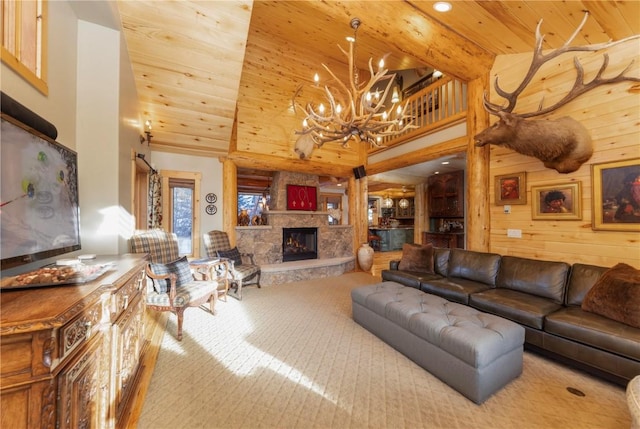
top-left (531, 182), bottom-right (582, 220)
top-left (591, 158), bottom-right (640, 231)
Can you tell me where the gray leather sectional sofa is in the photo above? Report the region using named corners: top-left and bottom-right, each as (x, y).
top-left (382, 248), bottom-right (640, 386)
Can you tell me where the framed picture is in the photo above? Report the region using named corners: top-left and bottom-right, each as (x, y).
top-left (286, 185), bottom-right (317, 211)
top-left (591, 158), bottom-right (640, 231)
top-left (495, 172), bottom-right (527, 205)
top-left (531, 182), bottom-right (582, 220)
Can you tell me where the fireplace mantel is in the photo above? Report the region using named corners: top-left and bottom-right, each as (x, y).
top-left (266, 210), bottom-right (330, 215)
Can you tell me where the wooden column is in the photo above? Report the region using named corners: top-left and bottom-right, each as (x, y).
top-left (348, 174), bottom-right (369, 270)
top-left (466, 75), bottom-right (491, 251)
top-left (414, 182), bottom-right (427, 243)
top-left (222, 158), bottom-right (238, 246)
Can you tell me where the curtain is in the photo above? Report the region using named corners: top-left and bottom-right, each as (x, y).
top-left (148, 171), bottom-right (162, 229)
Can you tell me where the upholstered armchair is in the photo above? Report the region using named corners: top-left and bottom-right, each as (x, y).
top-left (203, 230), bottom-right (261, 300)
top-left (129, 229), bottom-right (229, 340)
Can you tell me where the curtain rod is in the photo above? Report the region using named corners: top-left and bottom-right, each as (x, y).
top-left (136, 153), bottom-right (157, 174)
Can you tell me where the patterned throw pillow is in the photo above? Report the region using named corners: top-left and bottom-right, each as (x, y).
top-left (149, 256), bottom-right (193, 293)
top-left (217, 247), bottom-right (242, 266)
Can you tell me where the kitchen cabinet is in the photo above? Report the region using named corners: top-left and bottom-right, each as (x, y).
top-left (0, 254), bottom-right (148, 429)
top-left (371, 228), bottom-right (414, 251)
top-left (379, 198), bottom-right (414, 219)
top-left (428, 170), bottom-right (464, 218)
top-left (423, 232), bottom-right (465, 249)
top-left (395, 198), bottom-right (414, 218)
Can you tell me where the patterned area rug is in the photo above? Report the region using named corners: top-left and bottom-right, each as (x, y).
top-left (138, 272), bottom-right (630, 428)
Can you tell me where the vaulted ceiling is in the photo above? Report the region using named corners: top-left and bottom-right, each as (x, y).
top-left (116, 1), bottom-right (639, 189)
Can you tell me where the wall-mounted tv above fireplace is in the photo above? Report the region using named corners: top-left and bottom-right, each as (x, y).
top-left (1, 114), bottom-right (81, 269)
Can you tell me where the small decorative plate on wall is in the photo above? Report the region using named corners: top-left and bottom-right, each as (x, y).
top-left (205, 193), bottom-right (217, 203)
top-left (206, 204), bottom-right (217, 215)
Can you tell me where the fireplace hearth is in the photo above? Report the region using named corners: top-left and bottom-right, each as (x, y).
top-left (283, 227), bottom-right (317, 262)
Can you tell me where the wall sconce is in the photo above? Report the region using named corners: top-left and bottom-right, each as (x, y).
top-left (140, 120), bottom-right (153, 145)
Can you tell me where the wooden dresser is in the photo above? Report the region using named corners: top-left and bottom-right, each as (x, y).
top-left (423, 232), bottom-right (465, 249)
top-left (0, 254), bottom-right (148, 429)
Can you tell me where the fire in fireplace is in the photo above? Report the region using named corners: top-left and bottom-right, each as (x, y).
top-left (282, 227), bottom-right (317, 262)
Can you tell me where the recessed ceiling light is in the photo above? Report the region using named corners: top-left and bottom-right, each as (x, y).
top-left (433, 2), bottom-right (452, 12)
top-left (441, 161), bottom-right (450, 165)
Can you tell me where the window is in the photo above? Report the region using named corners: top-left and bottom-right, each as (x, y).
top-left (1, 0), bottom-right (48, 94)
top-left (320, 193), bottom-right (342, 225)
top-left (238, 192), bottom-right (269, 224)
top-left (161, 171), bottom-right (201, 257)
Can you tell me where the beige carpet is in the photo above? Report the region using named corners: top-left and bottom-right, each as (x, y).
top-left (138, 272), bottom-right (631, 429)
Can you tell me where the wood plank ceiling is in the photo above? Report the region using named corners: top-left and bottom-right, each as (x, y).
top-left (116, 1), bottom-right (639, 190)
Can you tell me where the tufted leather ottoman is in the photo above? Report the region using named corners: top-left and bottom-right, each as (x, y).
top-left (352, 281), bottom-right (525, 404)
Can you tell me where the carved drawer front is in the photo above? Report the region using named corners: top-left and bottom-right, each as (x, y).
top-left (59, 299), bottom-right (103, 363)
top-left (110, 269), bottom-right (145, 322)
top-left (57, 334), bottom-right (104, 429)
top-left (111, 293), bottom-right (145, 424)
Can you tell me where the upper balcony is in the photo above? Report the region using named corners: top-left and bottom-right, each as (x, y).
top-left (370, 76), bottom-right (468, 154)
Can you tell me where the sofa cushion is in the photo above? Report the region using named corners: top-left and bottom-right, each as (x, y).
top-left (496, 256), bottom-right (569, 304)
top-left (566, 263), bottom-right (609, 306)
top-left (398, 243), bottom-right (434, 273)
top-left (147, 279), bottom-right (217, 307)
top-left (581, 263), bottom-right (640, 328)
top-left (446, 249), bottom-right (501, 286)
top-left (420, 277), bottom-right (492, 305)
top-left (469, 289), bottom-right (563, 330)
top-left (545, 306), bottom-right (640, 361)
top-left (433, 248), bottom-right (450, 277)
top-left (149, 256), bottom-right (193, 293)
top-left (381, 269), bottom-right (441, 290)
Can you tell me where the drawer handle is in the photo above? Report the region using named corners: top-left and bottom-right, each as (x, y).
top-left (84, 321), bottom-right (92, 340)
top-left (123, 295), bottom-right (129, 310)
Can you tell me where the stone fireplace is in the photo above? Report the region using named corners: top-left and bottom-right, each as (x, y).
top-left (235, 171), bottom-right (355, 286)
top-left (282, 227), bottom-right (317, 262)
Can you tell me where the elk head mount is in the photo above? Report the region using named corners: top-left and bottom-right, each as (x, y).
top-left (474, 12), bottom-right (640, 174)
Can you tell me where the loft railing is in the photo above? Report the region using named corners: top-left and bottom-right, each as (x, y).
top-left (373, 76), bottom-right (468, 150)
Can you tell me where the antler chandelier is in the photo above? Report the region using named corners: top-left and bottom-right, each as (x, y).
top-left (292, 18), bottom-right (415, 149)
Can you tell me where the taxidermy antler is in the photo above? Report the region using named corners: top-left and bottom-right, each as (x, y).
top-left (474, 12), bottom-right (640, 173)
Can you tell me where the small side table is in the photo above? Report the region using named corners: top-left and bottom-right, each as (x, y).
top-left (189, 258), bottom-right (231, 301)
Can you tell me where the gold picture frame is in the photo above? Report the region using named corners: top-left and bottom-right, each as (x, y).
top-left (531, 182), bottom-right (582, 220)
top-left (591, 158), bottom-right (640, 231)
top-left (494, 172), bottom-right (527, 205)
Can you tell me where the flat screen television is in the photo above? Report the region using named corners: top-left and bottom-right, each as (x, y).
top-left (1, 113), bottom-right (81, 269)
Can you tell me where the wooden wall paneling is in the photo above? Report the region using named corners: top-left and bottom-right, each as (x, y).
top-left (487, 41), bottom-right (640, 269)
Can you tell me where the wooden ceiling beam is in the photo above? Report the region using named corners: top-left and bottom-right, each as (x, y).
top-left (227, 150), bottom-right (354, 178)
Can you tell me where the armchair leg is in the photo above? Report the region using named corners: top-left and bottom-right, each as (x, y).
top-left (237, 280), bottom-right (243, 300)
top-left (175, 308), bottom-right (185, 341)
top-left (209, 291), bottom-right (218, 315)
